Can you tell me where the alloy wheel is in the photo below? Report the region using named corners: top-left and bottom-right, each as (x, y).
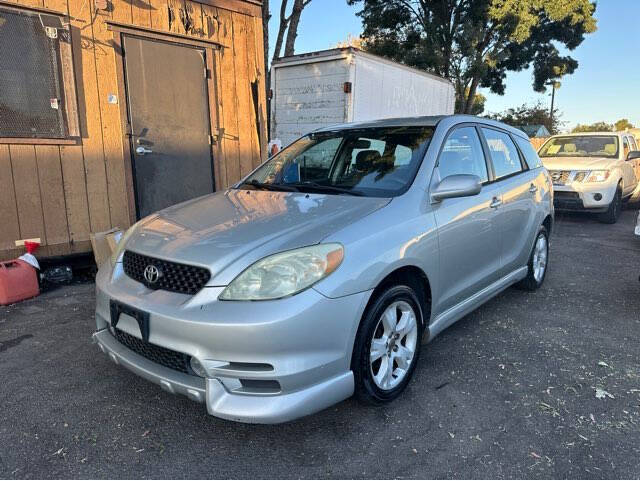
top-left (369, 300), bottom-right (418, 390)
top-left (532, 233), bottom-right (548, 283)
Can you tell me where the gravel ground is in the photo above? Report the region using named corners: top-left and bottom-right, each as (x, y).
top-left (1, 208), bottom-right (640, 479)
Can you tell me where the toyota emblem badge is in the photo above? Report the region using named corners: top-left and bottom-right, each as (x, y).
top-left (143, 265), bottom-right (161, 284)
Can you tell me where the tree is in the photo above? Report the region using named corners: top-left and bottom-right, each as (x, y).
top-left (263, 0), bottom-right (312, 140)
top-left (489, 101), bottom-right (561, 134)
top-left (572, 122), bottom-right (613, 133)
top-left (455, 89), bottom-right (486, 116)
top-left (614, 119), bottom-right (635, 132)
top-left (347, 0), bottom-right (597, 113)
top-left (268, 0), bottom-right (312, 66)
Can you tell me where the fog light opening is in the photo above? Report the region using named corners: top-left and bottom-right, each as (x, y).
top-left (594, 193), bottom-right (603, 201)
top-left (190, 357), bottom-right (208, 378)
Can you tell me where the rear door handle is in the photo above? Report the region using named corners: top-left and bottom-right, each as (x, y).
top-left (529, 183), bottom-right (538, 193)
top-left (490, 197), bottom-right (502, 209)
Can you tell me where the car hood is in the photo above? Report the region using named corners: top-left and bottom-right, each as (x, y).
top-left (125, 189), bottom-right (390, 284)
top-left (541, 156), bottom-right (618, 171)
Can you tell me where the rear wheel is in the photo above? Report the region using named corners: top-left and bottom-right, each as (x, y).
top-left (517, 226), bottom-right (549, 291)
top-left (352, 284), bottom-right (424, 404)
top-left (598, 184), bottom-right (622, 224)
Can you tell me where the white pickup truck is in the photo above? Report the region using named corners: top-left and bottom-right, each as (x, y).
top-left (538, 132), bottom-right (640, 223)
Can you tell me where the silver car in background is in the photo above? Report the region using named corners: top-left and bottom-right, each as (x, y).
top-left (94, 115), bottom-right (553, 423)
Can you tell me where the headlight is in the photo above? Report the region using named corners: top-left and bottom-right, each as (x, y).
top-left (219, 244), bottom-right (344, 301)
top-left (110, 223), bottom-right (138, 266)
top-left (584, 170), bottom-right (610, 183)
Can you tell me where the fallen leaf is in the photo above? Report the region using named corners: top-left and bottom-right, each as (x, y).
top-left (595, 388), bottom-right (614, 399)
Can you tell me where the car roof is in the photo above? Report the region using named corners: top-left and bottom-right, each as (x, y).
top-left (313, 115), bottom-right (529, 140)
top-left (549, 132), bottom-right (628, 137)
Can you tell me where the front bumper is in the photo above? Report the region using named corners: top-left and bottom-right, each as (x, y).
top-left (94, 263), bottom-right (371, 423)
top-left (553, 180), bottom-right (618, 212)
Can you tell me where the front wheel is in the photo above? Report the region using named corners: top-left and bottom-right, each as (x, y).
top-left (516, 226), bottom-right (549, 291)
top-left (598, 185), bottom-right (622, 224)
top-left (352, 284), bottom-right (424, 404)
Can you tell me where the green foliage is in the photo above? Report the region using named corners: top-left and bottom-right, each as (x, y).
top-left (488, 101), bottom-right (561, 135)
top-left (614, 119), bottom-right (635, 131)
top-left (571, 122), bottom-right (614, 133)
top-left (348, 0), bottom-right (597, 113)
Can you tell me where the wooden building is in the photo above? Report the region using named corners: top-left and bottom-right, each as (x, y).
top-left (0, 0), bottom-right (266, 261)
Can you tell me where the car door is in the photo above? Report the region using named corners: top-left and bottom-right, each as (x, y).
top-left (480, 128), bottom-right (538, 277)
top-left (431, 125), bottom-right (502, 315)
top-left (623, 136), bottom-right (640, 189)
top-left (630, 136), bottom-right (640, 184)
top-left (621, 136), bottom-right (637, 195)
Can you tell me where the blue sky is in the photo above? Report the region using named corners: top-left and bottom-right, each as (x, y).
top-left (268, 0), bottom-right (640, 131)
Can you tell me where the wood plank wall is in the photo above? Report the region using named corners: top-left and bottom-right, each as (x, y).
top-left (0, 0), bottom-right (266, 261)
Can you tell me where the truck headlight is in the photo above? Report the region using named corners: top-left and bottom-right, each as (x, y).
top-left (219, 244), bottom-right (344, 301)
top-left (584, 170), bottom-right (610, 183)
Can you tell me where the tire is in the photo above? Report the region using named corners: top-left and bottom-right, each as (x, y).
top-left (516, 226), bottom-right (549, 291)
top-left (352, 284), bottom-right (424, 405)
top-left (598, 184), bottom-right (622, 224)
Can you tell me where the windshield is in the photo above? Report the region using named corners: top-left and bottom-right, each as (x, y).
top-left (539, 136), bottom-right (619, 158)
top-left (240, 127), bottom-right (435, 197)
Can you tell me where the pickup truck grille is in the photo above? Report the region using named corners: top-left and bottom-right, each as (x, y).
top-left (122, 251), bottom-right (211, 295)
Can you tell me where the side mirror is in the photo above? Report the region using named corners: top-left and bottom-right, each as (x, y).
top-left (627, 151), bottom-right (640, 161)
top-left (431, 174), bottom-right (482, 202)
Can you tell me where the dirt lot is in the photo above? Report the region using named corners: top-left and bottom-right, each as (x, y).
top-left (1, 209), bottom-right (640, 479)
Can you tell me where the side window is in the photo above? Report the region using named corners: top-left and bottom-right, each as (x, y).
top-left (623, 137), bottom-right (630, 158)
top-left (481, 128), bottom-right (524, 179)
top-left (630, 137), bottom-right (638, 151)
top-left (514, 135), bottom-right (543, 168)
top-left (438, 127), bottom-right (488, 182)
top-left (393, 145), bottom-right (413, 166)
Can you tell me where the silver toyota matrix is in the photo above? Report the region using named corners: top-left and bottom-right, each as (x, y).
top-left (94, 115), bottom-right (553, 423)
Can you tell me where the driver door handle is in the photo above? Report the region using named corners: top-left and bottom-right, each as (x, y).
top-left (490, 197), bottom-right (502, 209)
top-left (529, 183), bottom-right (538, 193)
top-left (136, 146), bottom-right (153, 155)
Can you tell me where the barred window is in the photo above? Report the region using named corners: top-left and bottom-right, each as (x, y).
top-left (0, 5), bottom-right (78, 140)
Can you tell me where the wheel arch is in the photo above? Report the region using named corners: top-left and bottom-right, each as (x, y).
top-left (365, 265), bottom-right (432, 330)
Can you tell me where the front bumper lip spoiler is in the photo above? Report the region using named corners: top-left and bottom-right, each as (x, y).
top-left (93, 329), bottom-right (355, 424)
top-left (93, 329), bottom-right (206, 402)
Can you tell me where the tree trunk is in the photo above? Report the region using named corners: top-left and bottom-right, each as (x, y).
top-left (271, 0), bottom-right (289, 64)
top-left (464, 76), bottom-right (480, 114)
top-left (284, 0), bottom-right (309, 57)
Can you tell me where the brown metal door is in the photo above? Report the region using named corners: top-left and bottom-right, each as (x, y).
top-left (123, 35), bottom-right (214, 218)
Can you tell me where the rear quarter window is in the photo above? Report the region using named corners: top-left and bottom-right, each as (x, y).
top-left (514, 136), bottom-right (543, 168)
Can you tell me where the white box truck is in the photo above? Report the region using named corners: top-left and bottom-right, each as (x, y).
top-left (270, 47), bottom-right (456, 146)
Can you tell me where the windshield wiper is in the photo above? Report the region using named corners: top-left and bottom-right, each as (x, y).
top-left (240, 180), bottom-right (299, 192)
top-left (288, 181), bottom-right (364, 196)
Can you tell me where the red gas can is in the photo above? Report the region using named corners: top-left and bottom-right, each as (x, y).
top-left (0, 259), bottom-right (39, 305)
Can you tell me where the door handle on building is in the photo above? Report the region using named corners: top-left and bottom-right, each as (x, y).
top-left (490, 197), bottom-right (502, 209)
top-left (136, 146), bottom-right (153, 155)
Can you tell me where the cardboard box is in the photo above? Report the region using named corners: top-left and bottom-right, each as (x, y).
top-left (90, 228), bottom-right (123, 268)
